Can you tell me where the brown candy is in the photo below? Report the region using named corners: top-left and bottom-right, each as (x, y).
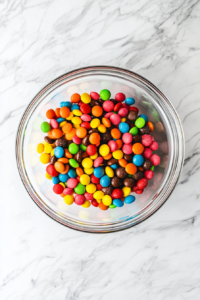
top-left (143, 159), bottom-right (152, 170)
top-left (132, 171), bottom-right (144, 181)
top-left (88, 129), bottom-right (98, 134)
top-left (82, 135), bottom-right (90, 146)
top-left (133, 135), bottom-right (142, 143)
top-left (102, 186), bottom-right (113, 195)
top-left (116, 167), bottom-right (127, 179)
top-left (44, 136), bottom-right (54, 144)
top-left (90, 100), bottom-right (99, 107)
top-left (55, 138), bottom-right (68, 148)
top-left (139, 125), bottom-right (150, 135)
top-left (102, 132), bottom-right (112, 143)
top-left (123, 178), bottom-right (136, 188)
top-left (111, 177), bottom-right (122, 188)
top-left (74, 150), bottom-right (83, 163)
top-left (128, 110), bottom-right (138, 121)
top-left (124, 154), bottom-right (133, 161)
top-left (107, 158), bottom-right (118, 166)
top-left (50, 155), bottom-right (57, 164)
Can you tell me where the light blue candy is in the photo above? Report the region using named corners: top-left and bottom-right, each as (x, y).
top-left (139, 114), bottom-right (148, 123)
top-left (125, 195), bottom-right (136, 204)
top-left (71, 104), bottom-right (80, 111)
top-left (125, 97), bottom-right (135, 105)
top-left (113, 199), bottom-right (124, 207)
top-left (54, 146), bottom-right (64, 158)
top-left (119, 122), bottom-right (130, 133)
top-left (56, 117), bottom-right (66, 123)
top-left (52, 176), bottom-right (59, 184)
top-left (100, 175), bottom-right (111, 187)
top-left (59, 173), bottom-right (69, 183)
top-left (94, 167), bottom-right (105, 178)
top-left (68, 169), bottom-right (77, 178)
top-left (60, 101), bottom-right (71, 108)
top-left (110, 164), bottom-right (118, 170)
top-left (133, 154), bottom-right (144, 166)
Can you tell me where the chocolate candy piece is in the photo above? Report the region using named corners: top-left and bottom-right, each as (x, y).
top-left (124, 154), bottom-right (133, 161)
top-left (111, 176), bottom-right (122, 188)
top-left (143, 159), bottom-right (152, 170)
top-left (55, 138), bottom-right (68, 148)
top-left (128, 110), bottom-right (138, 121)
top-left (139, 125), bottom-right (150, 135)
top-left (102, 132), bottom-right (112, 143)
top-left (67, 140), bottom-right (73, 147)
top-left (107, 158), bottom-right (118, 166)
top-left (132, 171), bottom-right (144, 181)
top-left (82, 135), bottom-right (90, 146)
top-left (123, 178), bottom-right (136, 188)
top-left (116, 167), bottom-right (127, 179)
top-left (102, 186), bottom-right (113, 195)
top-left (50, 155), bottom-right (57, 164)
top-left (133, 135), bottom-right (142, 143)
top-left (74, 150), bottom-right (83, 163)
top-left (44, 136), bottom-right (54, 144)
top-left (88, 129), bottom-right (98, 134)
top-left (90, 100), bottom-right (99, 107)
top-left (98, 98), bottom-right (104, 105)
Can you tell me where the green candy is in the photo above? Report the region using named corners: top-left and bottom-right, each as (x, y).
top-left (41, 121), bottom-right (51, 133)
top-left (68, 143), bottom-right (79, 155)
top-left (129, 127), bottom-right (138, 135)
top-left (109, 204), bottom-right (116, 209)
top-left (80, 144), bottom-right (87, 151)
top-left (69, 159), bottom-right (79, 168)
top-left (151, 166), bottom-right (154, 171)
top-left (100, 89), bottom-right (111, 100)
top-left (135, 117), bottom-right (145, 129)
top-left (74, 183), bottom-right (85, 195)
top-left (127, 174), bottom-right (133, 178)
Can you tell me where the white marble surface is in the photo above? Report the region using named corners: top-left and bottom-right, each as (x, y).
top-left (1, 0), bottom-right (200, 299)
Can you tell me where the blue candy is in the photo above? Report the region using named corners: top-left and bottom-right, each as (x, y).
top-left (60, 101), bottom-right (71, 108)
top-left (59, 173), bottom-right (69, 183)
top-left (56, 117), bottom-right (66, 123)
top-left (100, 175), bottom-right (111, 187)
top-left (71, 104), bottom-right (80, 111)
top-left (133, 154), bottom-right (144, 166)
top-left (113, 199), bottom-right (124, 207)
top-left (125, 195), bottom-right (136, 204)
top-left (68, 169), bottom-right (77, 178)
top-left (119, 122), bottom-right (130, 133)
top-left (93, 167), bottom-right (105, 178)
top-left (110, 164), bottom-right (118, 170)
top-left (52, 176), bottom-right (59, 184)
top-left (139, 114), bottom-right (148, 123)
top-left (125, 97), bottom-right (135, 105)
top-left (54, 146), bottom-right (64, 158)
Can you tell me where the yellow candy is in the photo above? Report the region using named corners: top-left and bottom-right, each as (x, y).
top-left (90, 118), bottom-right (100, 128)
top-left (64, 195), bottom-right (74, 205)
top-left (84, 168), bottom-right (94, 175)
top-left (59, 182), bottom-right (65, 188)
top-left (81, 93), bottom-right (91, 104)
top-left (82, 158), bottom-right (93, 169)
top-left (73, 109), bottom-right (82, 116)
top-left (90, 152), bottom-right (98, 160)
top-left (43, 141), bottom-right (48, 146)
top-left (46, 173), bottom-right (52, 180)
top-left (105, 166), bottom-right (114, 177)
top-left (96, 199), bottom-right (102, 203)
top-left (39, 153), bottom-right (50, 164)
top-left (72, 117), bottom-right (82, 125)
top-left (73, 124), bottom-right (80, 129)
top-left (93, 191), bottom-right (104, 200)
top-left (99, 144), bottom-right (110, 157)
top-left (51, 149), bottom-right (54, 156)
top-left (113, 150), bottom-right (123, 159)
top-left (60, 121), bottom-right (67, 127)
top-left (122, 187), bottom-right (131, 197)
top-left (82, 200), bottom-right (91, 208)
top-left (121, 118), bottom-right (126, 122)
top-left (98, 124), bottom-right (106, 133)
top-left (37, 143), bottom-right (44, 154)
top-left (66, 111), bottom-right (73, 120)
top-left (44, 144), bottom-right (53, 154)
top-left (86, 183), bottom-right (96, 194)
top-left (80, 174), bottom-right (90, 185)
top-left (102, 195), bottom-right (112, 206)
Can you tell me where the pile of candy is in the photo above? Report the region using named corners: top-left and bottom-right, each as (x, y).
top-left (37, 90), bottom-right (160, 210)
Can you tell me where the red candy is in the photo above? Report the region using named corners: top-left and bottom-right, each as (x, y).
top-left (150, 141), bottom-right (158, 151)
top-left (67, 178), bottom-right (78, 188)
top-left (137, 178), bottom-right (148, 189)
top-left (94, 157), bottom-right (104, 167)
top-left (111, 189), bottom-right (123, 199)
top-left (90, 92), bottom-right (100, 100)
top-left (143, 148), bottom-right (152, 159)
top-left (91, 174), bottom-right (100, 184)
top-left (122, 144), bottom-right (132, 154)
top-left (46, 164), bottom-right (59, 177)
top-left (72, 135), bottom-right (82, 144)
top-left (81, 122), bottom-right (91, 130)
top-left (80, 103), bottom-right (91, 114)
top-left (114, 102), bottom-right (122, 112)
top-left (74, 194), bottom-right (85, 205)
top-left (129, 107), bottom-right (139, 113)
top-left (104, 112), bottom-right (113, 118)
top-left (141, 134), bottom-right (153, 147)
top-left (150, 154), bottom-right (160, 166)
top-left (63, 188), bottom-right (73, 195)
top-left (91, 199), bottom-right (99, 207)
top-left (115, 93), bottom-right (125, 102)
top-left (102, 100), bottom-right (114, 112)
top-left (96, 184), bottom-right (102, 190)
top-left (53, 184), bottom-right (64, 194)
top-left (110, 114), bottom-right (121, 125)
top-left (108, 140), bottom-right (118, 152)
top-left (118, 108), bottom-right (128, 117)
top-left (121, 103), bottom-right (130, 109)
top-left (135, 189), bottom-right (144, 194)
top-left (86, 145), bottom-right (97, 156)
top-left (81, 114), bottom-right (91, 122)
top-left (84, 192), bottom-right (93, 200)
top-left (144, 170), bottom-right (154, 180)
top-left (122, 133), bottom-right (133, 144)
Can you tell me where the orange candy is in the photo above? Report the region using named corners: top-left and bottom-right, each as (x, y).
top-left (52, 129), bottom-right (63, 139)
top-left (92, 106), bottom-right (103, 117)
top-left (60, 107), bottom-right (70, 118)
top-left (103, 153), bottom-right (112, 160)
top-left (138, 167), bottom-right (144, 171)
top-left (48, 129), bottom-right (55, 139)
top-left (116, 139), bottom-right (123, 149)
top-left (99, 202), bottom-right (108, 210)
top-left (71, 93), bottom-right (81, 103)
top-left (46, 109), bottom-right (55, 119)
top-left (62, 123), bottom-right (72, 133)
top-left (118, 158), bottom-right (127, 168)
top-left (60, 164), bottom-right (69, 174)
top-left (76, 167), bottom-right (84, 176)
top-left (147, 121), bottom-right (154, 132)
top-left (55, 108), bottom-right (61, 118)
top-left (65, 128), bottom-right (76, 140)
top-left (102, 117), bottom-right (111, 128)
top-left (125, 163), bottom-right (137, 175)
top-left (89, 133), bottom-right (100, 144)
top-left (65, 149), bottom-right (73, 158)
top-left (76, 127), bottom-right (87, 138)
top-left (132, 143), bottom-right (144, 154)
top-left (111, 128), bottom-right (121, 139)
top-left (58, 158), bottom-right (69, 164)
top-left (54, 162), bottom-right (65, 173)
top-left (60, 193), bottom-right (65, 198)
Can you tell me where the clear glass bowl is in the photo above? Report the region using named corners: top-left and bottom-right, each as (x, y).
top-left (16, 66), bottom-right (184, 233)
